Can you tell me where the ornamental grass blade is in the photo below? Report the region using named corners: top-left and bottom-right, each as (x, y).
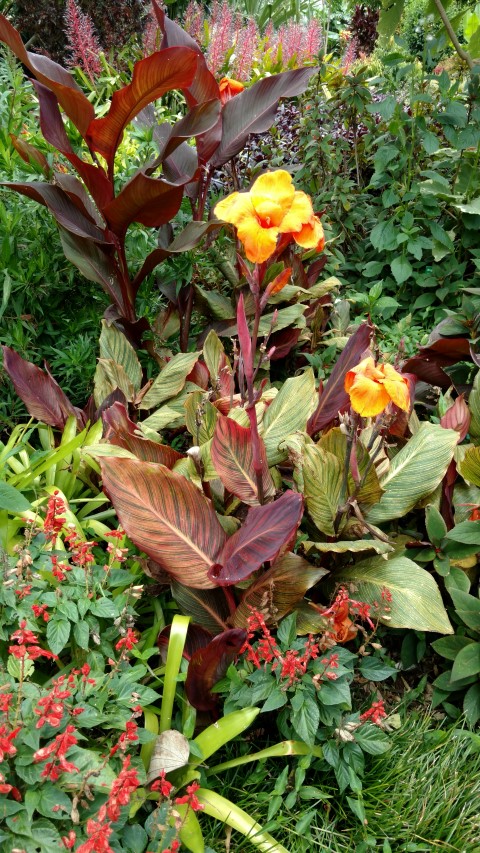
top-left (3, 346), bottom-right (85, 430)
top-left (100, 457), bottom-right (227, 588)
top-left (208, 741), bottom-right (323, 774)
top-left (211, 416), bottom-right (275, 505)
top-left (336, 554), bottom-right (453, 634)
top-left (232, 552), bottom-right (328, 628)
top-left (195, 789), bottom-right (289, 853)
top-left (185, 628), bottom-right (247, 711)
top-left (209, 490), bottom-right (304, 586)
top-left (86, 47), bottom-right (199, 169)
top-left (102, 403), bottom-right (183, 467)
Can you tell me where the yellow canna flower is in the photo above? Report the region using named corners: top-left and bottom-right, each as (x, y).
top-left (214, 169), bottom-right (325, 264)
top-left (345, 357), bottom-right (410, 418)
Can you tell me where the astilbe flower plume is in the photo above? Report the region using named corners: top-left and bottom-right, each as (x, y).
top-left (206, 0), bottom-right (235, 76)
top-left (64, 0), bottom-right (103, 83)
top-left (231, 17), bottom-right (259, 81)
top-left (183, 0), bottom-right (206, 46)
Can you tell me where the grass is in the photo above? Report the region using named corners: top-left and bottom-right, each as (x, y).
top-left (201, 714), bottom-right (480, 853)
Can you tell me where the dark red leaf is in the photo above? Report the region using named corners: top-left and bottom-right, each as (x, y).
top-left (86, 47), bottom-right (199, 171)
top-left (32, 81), bottom-right (113, 210)
top-left (0, 14), bottom-right (95, 137)
top-left (9, 134), bottom-right (50, 176)
top-left (132, 221), bottom-right (222, 290)
top-left (102, 402), bottom-right (183, 466)
top-left (209, 490), bottom-right (304, 586)
top-left (185, 629), bottom-right (247, 711)
top-left (1, 181), bottom-right (106, 241)
top-left (3, 346), bottom-right (85, 429)
top-left (56, 228), bottom-right (122, 311)
top-left (307, 320), bottom-right (373, 435)
top-left (212, 66), bottom-right (317, 167)
top-left (102, 173), bottom-right (184, 236)
top-left (269, 328), bottom-right (301, 361)
top-left (154, 4), bottom-right (220, 106)
top-left (186, 360), bottom-right (209, 389)
top-left (401, 356), bottom-right (452, 390)
top-left (157, 623), bottom-right (213, 663)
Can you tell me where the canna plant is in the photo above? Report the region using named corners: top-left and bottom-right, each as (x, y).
top-left (90, 169), bottom-right (464, 711)
top-left (0, 5), bottom-right (316, 346)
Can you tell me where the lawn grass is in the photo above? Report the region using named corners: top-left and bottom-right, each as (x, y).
top-left (202, 715), bottom-right (480, 853)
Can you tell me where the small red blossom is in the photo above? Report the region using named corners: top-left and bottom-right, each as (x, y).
top-left (15, 585), bottom-right (33, 599)
top-left (62, 830), bottom-right (76, 849)
top-left (51, 555), bottom-right (72, 581)
top-left (0, 690), bottom-right (13, 713)
top-left (43, 491), bottom-right (67, 541)
top-left (31, 603), bottom-right (50, 622)
top-left (76, 818), bottom-right (114, 853)
top-left (175, 781), bottom-right (204, 812)
top-left (360, 700), bottom-right (387, 725)
top-left (33, 724), bottom-right (79, 779)
top-left (0, 725), bottom-right (20, 763)
top-left (115, 629), bottom-right (138, 651)
top-left (0, 772), bottom-right (22, 800)
top-left (150, 770), bottom-right (173, 797)
top-left (110, 720), bottom-right (138, 756)
top-left (105, 756), bottom-right (140, 822)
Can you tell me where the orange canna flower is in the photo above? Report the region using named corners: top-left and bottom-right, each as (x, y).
top-left (345, 357), bottom-right (410, 418)
top-left (214, 169), bottom-right (325, 264)
top-left (219, 77), bottom-right (245, 104)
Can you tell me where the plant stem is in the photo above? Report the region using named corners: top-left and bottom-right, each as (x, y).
top-left (432, 0), bottom-right (474, 70)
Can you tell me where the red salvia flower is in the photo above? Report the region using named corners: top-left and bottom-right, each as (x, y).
top-left (360, 700), bottom-right (387, 725)
top-left (150, 770), bottom-right (173, 797)
top-left (0, 725), bottom-right (20, 763)
top-left (43, 491), bottom-right (67, 541)
top-left (105, 756), bottom-right (140, 822)
top-left (175, 781), bottom-right (204, 812)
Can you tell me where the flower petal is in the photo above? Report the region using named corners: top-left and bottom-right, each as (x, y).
top-left (345, 357), bottom-right (378, 394)
top-left (381, 364), bottom-right (410, 412)
top-left (237, 219), bottom-right (279, 263)
top-left (293, 216), bottom-right (325, 250)
top-left (214, 192), bottom-right (255, 226)
top-left (278, 191), bottom-right (314, 234)
top-left (250, 170), bottom-right (295, 227)
top-left (348, 375), bottom-right (391, 417)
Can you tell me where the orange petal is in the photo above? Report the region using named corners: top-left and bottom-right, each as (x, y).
top-left (214, 191), bottom-right (255, 226)
top-left (293, 216), bottom-right (325, 250)
top-left (237, 219), bottom-right (279, 263)
top-left (278, 191), bottom-right (314, 234)
top-left (345, 357), bottom-right (378, 394)
top-left (381, 364), bottom-right (410, 412)
top-left (348, 375), bottom-right (391, 417)
top-left (250, 170), bottom-right (295, 227)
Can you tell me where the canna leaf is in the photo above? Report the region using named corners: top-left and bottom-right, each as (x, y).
top-left (232, 552), bottom-right (328, 628)
top-left (212, 67), bottom-right (317, 167)
top-left (262, 369), bottom-right (316, 466)
top-left (0, 14), bottom-right (95, 136)
top-left (102, 403), bottom-right (183, 467)
top-left (185, 629), bottom-right (247, 711)
top-left (100, 458), bottom-right (227, 588)
top-left (102, 173), bottom-right (185, 237)
top-left (368, 424), bottom-right (458, 524)
top-left (210, 490), bottom-right (304, 586)
top-left (139, 352), bottom-right (200, 410)
top-left (337, 554), bottom-right (453, 633)
top-left (3, 346), bottom-right (85, 430)
top-left (211, 416), bottom-right (275, 505)
top-left (86, 47), bottom-right (199, 170)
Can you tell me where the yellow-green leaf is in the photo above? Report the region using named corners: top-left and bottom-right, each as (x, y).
top-left (139, 351), bottom-right (200, 410)
top-left (367, 423), bottom-right (458, 524)
top-left (99, 319), bottom-right (142, 392)
top-left (337, 554), bottom-right (453, 633)
top-left (94, 359), bottom-right (135, 406)
top-left (458, 445), bottom-right (480, 487)
top-left (262, 369), bottom-right (316, 466)
top-left (303, 444), bottom-right (343, 536)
